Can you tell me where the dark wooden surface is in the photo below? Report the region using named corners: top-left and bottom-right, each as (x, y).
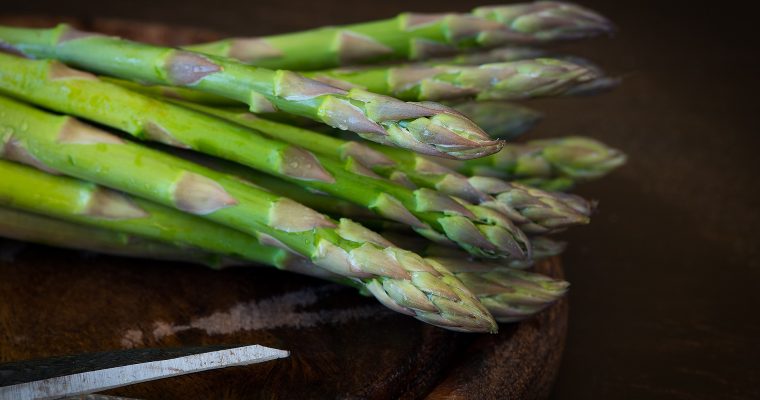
top-left (2, 0), bottom-right (760, 398)
top-left (0, 241), bottom-right (566, 399)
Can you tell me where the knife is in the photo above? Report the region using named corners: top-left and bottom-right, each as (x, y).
top-left (0, 344), bottom-right (289, 400)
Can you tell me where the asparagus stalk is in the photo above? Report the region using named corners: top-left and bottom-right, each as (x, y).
top-left (0, 161), bottom-right (287, 269)
top-left (0, 26), bottom-right (500, 159)
top-left (450, 101), bottom-right (542, 140)
top-left (0, 164), bottom-right (500, 330)
top-left (184, 2), bottom-right (611, 70)
top-left (453, 136), bottom-right (627, 186)
top-left (178, 103), bottom-right (591, 235)
top-left (419, 48), bottom-right (620, 97)
top-left (103, 76), bottom-right (545, 139)
top-left (0, 206), bottom-right (234, 267)
top-left (0, 56), bottom-right (529, 259)
top-left (104, 78), bottom-right (544, 140)
top-left (0, 205), bottom-right (565, 323)
top-left (304, 58), bottom-right (599, 102)
top-left (99, 78), bottom-right (240, 106)
top-left (0, 100), bottom-right (498, 332)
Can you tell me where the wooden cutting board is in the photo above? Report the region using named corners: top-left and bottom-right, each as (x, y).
top-left (0, 17), bottom-right (568, 399)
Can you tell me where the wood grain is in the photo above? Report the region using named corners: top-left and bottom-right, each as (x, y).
top-left (0, 17), bottom-right (568, 399)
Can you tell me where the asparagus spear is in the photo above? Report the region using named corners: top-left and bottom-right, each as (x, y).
top-left (184, 1), bottom-right (611, 70)
top-left (355, 224), bottom-right (571, 320)
top-left (176, 103), bottom-right (590, 235)
top-left (304, 58), bottom-right (599, 102)
top-left (104, 77), bottom-right (544, 140)
top-left (0, 206), bottom-right (233, 267)
top-left (208, 164), bottom-right (577, 244)
top-left (0, 205), bottom-right (565, 324)
top-left (451, 101), bottom-right (542, 140)
top-left (0, 26), bottom-right (500, 159)
top-left (418, 48), bottom-right (620, 97)
top-left (379, 231), bottom-right (566, 270)
top-left (453, 136), bottom-right (627, 186)
top-left (428, 258), bottom-right (569, 322)
top-left (0, 160), bottom-right (286, 269)
top-left (0, 56), bottom-right (529, 259)
top-left (0, 142), bottom-right (497, 335)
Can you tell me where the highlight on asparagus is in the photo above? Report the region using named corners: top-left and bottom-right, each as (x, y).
top-left (0, 1), bottom-right (626, 333)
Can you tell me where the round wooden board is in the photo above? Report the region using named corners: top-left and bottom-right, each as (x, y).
top-left (0, 17), bottom-right (568, 399)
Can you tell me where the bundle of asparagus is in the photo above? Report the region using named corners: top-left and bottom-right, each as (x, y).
top-left (0, 1), bottom-right (625, 333)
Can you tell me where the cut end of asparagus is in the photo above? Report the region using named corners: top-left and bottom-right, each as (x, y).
top-left (474, 1), bottom-right (614, 43)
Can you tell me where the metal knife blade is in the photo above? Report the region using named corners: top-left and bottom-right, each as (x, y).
top-left (0, 344), bottom-right (288, 400)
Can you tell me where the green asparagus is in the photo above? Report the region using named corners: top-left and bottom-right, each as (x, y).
top-left (0, 26), bottom-right (501, 159)
top-left (452, 136), bottom-right (627, 187)
top-left (0, 98), bottom-right (498, 332)
top-left (430, 258), bottom-right (568, 322)
top-left (381, 231), bottom-right (566, 270)
top-left (176, 103), bottom-right (591, 235)
top-left (0, 206), bottom-right (234, 267)
top-left (0, 2), bottom-right (619, 331)
top-left (185, 1), bottom-right (611, 70)
top-left (101, 78), bottom-right (544, 140)
top-left (418, 48), bottom-right (620, 97)
top-left (305, 58), bottom-right (598, 102)
top-left (0, 161), bottom-right (285, 269)
top-left (0, 55), bottom-right (531, 258)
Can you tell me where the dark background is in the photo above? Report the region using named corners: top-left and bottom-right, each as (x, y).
top-left (2, 0), bottom-right (758, 398)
